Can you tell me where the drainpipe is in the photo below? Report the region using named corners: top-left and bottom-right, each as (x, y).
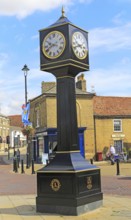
top-left (94, 115), bottom-right (97, 161)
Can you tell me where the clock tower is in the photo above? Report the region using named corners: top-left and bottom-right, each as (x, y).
top-left (36, 8), bottom-right (103, 215)
top-left (39, 7), bottom-right (89, 77)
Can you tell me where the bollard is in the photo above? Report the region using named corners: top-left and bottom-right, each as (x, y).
top-left (90, 158), bottom-right (93, 164)
top-left (13, 158), bottom-right (17, 172)
top-left (13, 158), bottom-right (15, 171)
top-left (31, 159), bottom-right (35, 174)
top-left (17, 156), bottom-right (20, 168)
top-left (21, 159), bottom-right (25, 174)
top-left (116, 158), bottom-right (120, 175)
top-left (46, 159), bottom-right (48, 164)
top-left (14, 158), bottom-right (18, 173)
top-left (26, 153), bottom-right (29, 169)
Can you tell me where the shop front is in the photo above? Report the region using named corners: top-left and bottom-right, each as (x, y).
top-left (33, 127), bottom-right (86, 163)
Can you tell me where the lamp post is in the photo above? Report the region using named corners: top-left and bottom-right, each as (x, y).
top-left (22, 64), bottom-right (29, 105)
top-left (22, 64), bottom-right (30, 167)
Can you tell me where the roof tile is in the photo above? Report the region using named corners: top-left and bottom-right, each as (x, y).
top-left (8, 115), bottom-right (23, 128)
top-left (93, 96), bottom-right (131, 116)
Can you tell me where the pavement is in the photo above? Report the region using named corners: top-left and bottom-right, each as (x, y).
top-left (0, 148), bottom-right (131, 219)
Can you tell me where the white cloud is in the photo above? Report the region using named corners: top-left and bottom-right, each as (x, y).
top-left (89, 22), bottom-right (131, 53)
top-left (31, 34), bottom-right (39, 40)
top-left (79, 0), bottom-right (93, 3)
top-left (87, 13), bottom-right (131, 97)
top-left (0, 0), bottom-right (73, 18)
top-left (86, 64), bottom-right (131, 97)
top-left (121, 57), bottom-right (131, 65)
top-left (0, 0), bottom-right (93, 18)
top-left (0, 67), bottom-right (56, 115)
top-left (112, 11), bottom-right (126, 25)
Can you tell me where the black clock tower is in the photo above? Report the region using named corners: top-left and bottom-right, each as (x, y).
top-left (36, 8), bottom-right (103, 215)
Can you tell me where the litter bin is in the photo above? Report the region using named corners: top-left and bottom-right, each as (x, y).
top-left (97, 152), bottom-right (103, 161)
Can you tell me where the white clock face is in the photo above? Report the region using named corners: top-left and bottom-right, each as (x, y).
top-left (42, 31), bottom-right (66, 59)
top-left (72, 32), bottom-right (88, 59)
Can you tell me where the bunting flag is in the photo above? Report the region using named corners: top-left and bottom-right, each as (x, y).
top-left (22, 103), bottom-right (32, 126)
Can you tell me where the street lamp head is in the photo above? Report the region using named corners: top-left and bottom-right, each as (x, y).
top-left (22, 64), bottom-right (29, 105)
top-left (22, 64), bottom-right (30, 76)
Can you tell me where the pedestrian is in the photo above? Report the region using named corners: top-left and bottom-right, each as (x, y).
top-left (16, 149), bottom-right (20, 164)
top-left (14, 149), bottom-right (16, 157)
top-left (109, 144), bottom-right (116, 165)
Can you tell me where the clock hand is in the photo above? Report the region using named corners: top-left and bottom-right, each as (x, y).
top-left (46, 43), bottom-right (57, 51)
top-left (73, 45), bottom-right (79, 48)
top-left (73, 40), bottom-right (83, 48)
top-left (77, 42), bottom-right (83, 47)
top-left (46, 41), bottom-right (51, 45)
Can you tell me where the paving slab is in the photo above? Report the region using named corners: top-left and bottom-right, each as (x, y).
top-left (0, 195), bottom-right (131, 220)
top-left (0, 151), bottom-right (131, 219)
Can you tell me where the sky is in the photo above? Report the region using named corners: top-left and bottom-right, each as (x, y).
top-left (0, 0), bottom-right (131, 115)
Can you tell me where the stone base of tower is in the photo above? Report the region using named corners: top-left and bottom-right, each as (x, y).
top-left (36, 152), bottom-right (103, 216)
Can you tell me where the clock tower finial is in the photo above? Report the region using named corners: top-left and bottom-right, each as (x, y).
top-left (61, 6), bottom-right (65, 17)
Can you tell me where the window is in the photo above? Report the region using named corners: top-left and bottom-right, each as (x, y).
top-left (36, 108), bottom-right (40, 128)
top-left (113, 119), bottom-right (122, 132)
top-left (114, 140), bottom-right (122, 153)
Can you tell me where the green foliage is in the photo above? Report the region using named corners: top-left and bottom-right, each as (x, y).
top-left (22, 125), bottom-right (35, 136)
top-left (122, 147), bottom-right (127, 153)
top-left (128, 147), bottom-right (131, 152)
top-left (127, 147), bottom-right (131, 158)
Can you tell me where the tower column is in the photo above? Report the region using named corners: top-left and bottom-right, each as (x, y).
top-left (57, 76), bottom-right (79, 152)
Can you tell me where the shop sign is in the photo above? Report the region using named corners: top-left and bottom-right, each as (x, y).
top-left (112, 134), bottom-right (125, 138)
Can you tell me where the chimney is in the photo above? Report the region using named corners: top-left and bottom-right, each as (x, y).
top-left (76, 73), bottom-right (87, 92)
top-left (41, 81), bottom-right (56, 94)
